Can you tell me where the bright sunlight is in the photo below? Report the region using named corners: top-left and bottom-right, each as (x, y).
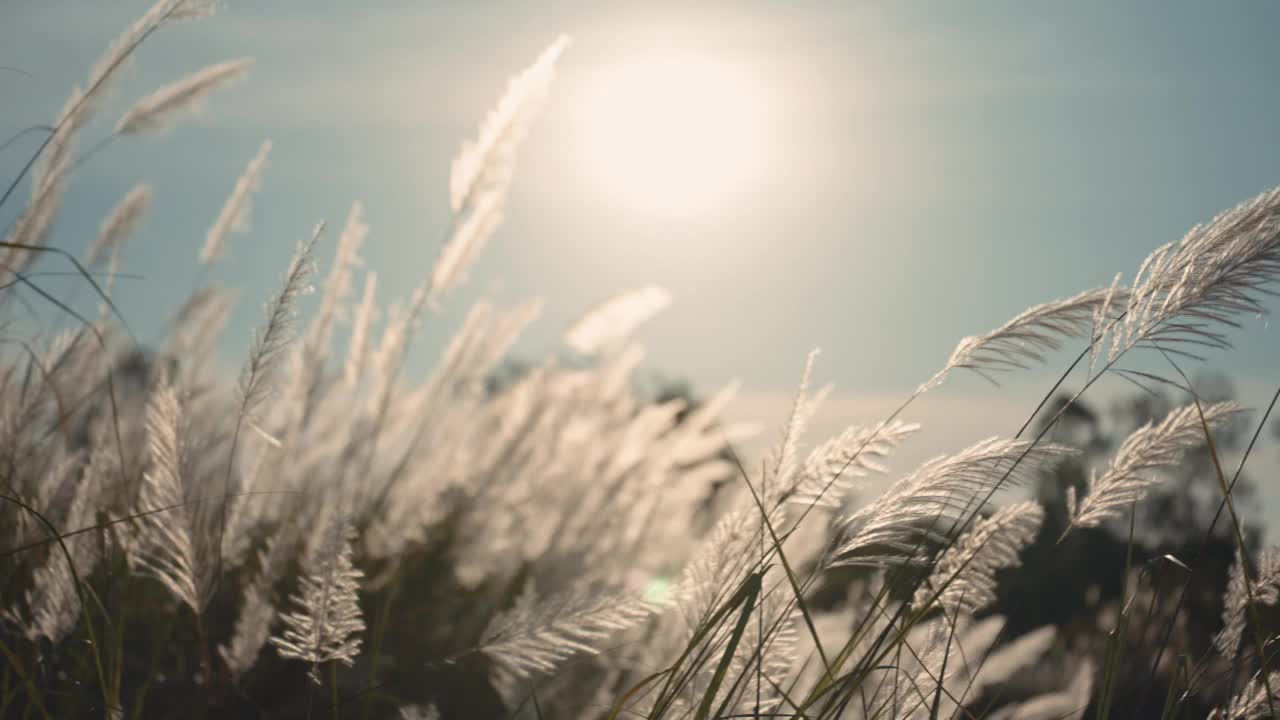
top-left (578, 53), bottom-right (764, 214)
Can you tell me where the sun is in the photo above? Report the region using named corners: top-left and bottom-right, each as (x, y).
top-left (578, 53), bottom-right (764, 215)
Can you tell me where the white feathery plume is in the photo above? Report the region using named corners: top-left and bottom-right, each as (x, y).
top-left (309, 201), bottom-right (368, 356)
top-left (478, 582), bottom-right (653, 684)
top-left (220, 535), bottom-right (289, 679)
top-left (33, 0), bottom-right (213, 192)
top-left (563, 285), bottom-right (673, 355)
top-left (24, 461), bottom-right (102, 643)
top-left (1214, 545), bottom-right (1280, 658)
top-left (832, 438), bottom-right (1072, 567)
top-left (429, 35), bottom-right (569, 306)
top-left (115, 58), bottom-right (254, 135)
top-left (344, 271), bottom-right (378, 386)
top-left (134, 383), bottom-right (217, 612)
top-left (84, 1), bottom-right (214, 105)
top-left (962, 625), bottom-right (1057, 703)
top-left (666, 379), bottom-right (746, 466)
top-left (202, 139), bottom-right (272, 264)
top-left (427, 191), bottom-right (503, 307)
top-left (166, 285), bottom-right (238, 367)
top-left (270, 517), bottom-right (365, 683)
top-left (1220, 670), bottom-right (1280, 720)
top-left (2, 168), bottom-right (66, 274)
top-left (789, 419), bottom-right (920, 510)
top-left (449, 35), bottom-right (570, 214)
top-left (912, 500), bottom-right (1044, 617)
top-left (921, 287), bottom-right (1123, 393)
top-left (398, 706), bottom-right (440, 720)
top-left (238, 224), bottom-right (321, 419)
top-left (1066, 401), bottom-right (1243, 532)
top-left (987, 658), bottom-right (1094, 720)
top-left (764, 349), bottom-right (831, 502)
top-left (88, 183), bottom-right (152, 265)
top-left (1090, 271), bottom-right (1126, 372)
top-left (1109, 185), bottom-right (1280, 362)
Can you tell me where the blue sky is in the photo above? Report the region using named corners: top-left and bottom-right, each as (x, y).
top-left (3, 1), bottom-right (1278, 521)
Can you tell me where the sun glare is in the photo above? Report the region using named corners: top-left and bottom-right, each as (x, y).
top-left (579, 54), bottom-right (763, 214)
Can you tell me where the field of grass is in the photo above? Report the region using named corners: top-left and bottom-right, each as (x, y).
top-left (2, 2), bottom-right (1280, 719)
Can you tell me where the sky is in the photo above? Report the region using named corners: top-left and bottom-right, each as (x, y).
top-left (2, 1), bottom-right (1278, 524)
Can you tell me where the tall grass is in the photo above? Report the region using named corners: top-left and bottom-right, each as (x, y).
top-left (1, 3), bottom-right (1279, 719)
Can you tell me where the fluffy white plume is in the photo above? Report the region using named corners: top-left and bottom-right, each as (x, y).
top-left (34, 0), bottom-right (213, 193)
top-left (922, 287), bottom-right (1123, 392)
top-left (23, 460), bottom-right (103, 643)
top-left (1219, 670), bottom-right (1280, 720)
top-left (832, 438), bottom-right (1072, 567)
top-left (789, 419), bottom-right (920, 509)
top-left (761, 349), bottom-right (832, 503)
top-left (1, 168), bottom-right (66, 273)
top-left (115, 58), bottom-right (253, 135)
top-left (427, 191), bottom-right (502, 306)
top-left (344, 271), bottom-right (378, 386)
top-left (309, 202), bottom-right (368, 356)
top-left (429, 35), bottom-right (569, 306)
top-left (479, 583), bottom-right (653, 683)
top-left (398, 706), bottom-right (440, 720)
top-left (88, 183), bottom-right (152, 265)
top-left (202, 140), bottom-right (272, 263)
top-left (1066, 401), bottom-right (1243, 532)
top-left (134, 383), bottom-right (217, 612)
top-left (449, 35), bottom-right (570, 214)
top-left (564, 285), bottom-right (673, 355)
top-left (1108, 185), bottom-right (1280, 362)
top-left (238, 225), bottom-right (321, 418)
top-left (987, 658), bottom-right (1094, 720)
top-left (1214, 545), bottom-right (1280, 658)
top-left (913, 500), bottom-right (1044, 617)
top-left (219, 535), bottom-right (290, 679)
top-left (270, 517), bottom-right (365, 682)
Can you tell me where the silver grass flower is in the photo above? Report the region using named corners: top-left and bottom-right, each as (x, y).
top-left (34, 0), bottom-right (212, 192)
top-left (238, 225), bottom-right (321, 419)
top-left (449, 35), bottom-right (570, 215)
top-left (344, 271), bottom-right (378, 386)
top-left (1214, 545), bottom-right (1280, 658)
top-left (1109, 185), bottom-right (1280, 362)
top-left (134, 383), bottom-right (217, 612)
top-left (270, 518), bottom-right (364, 682)
top-left (479, 583), bottom-right (653, 683)
top-left (832, 438), bottom-right (1072, 567)
top-left (987, 659), bottom-right (1094, 720)
top-left (1065, 401), bottom-right (1243, 532)
top-left (961, 625), bottom-right (1057, 706)
top-left (789, 419), bottom-right (920, 509)
top-left (398, 706), bottom-right (440, 720)
top-left (427, 190), bottom-right (503, 307)
top-left (889, 616), bottom-right (1008, 720)
top-left (563, 285), bottom-right (673, 355)
top-left (166, 285), bottom-right (238, 373)
top-left (309, 201), bottom-right (368, 357)
top-left (1219, 670), bottom-right (1280, 720)
top-left (922, 287), bottom-right (1124, 393)
top-left (762, 348), bottom-right (832, 502)
top-left (202, 140), bottom-right (272, 264)
top-left (115, 58), bottom-right (254, 135)
top-left (912, 500), bottom-right (1044, 617)
top-left (24, 461), bottom-right (102, 643)
top-left (88, 183), bottom-right (152, 265)
top-left (2, 167), bottom-right (67, 274)
top-left (429, 35), bottom-right (569, 306)
top-left (220, 535), bottom-right (289, 679)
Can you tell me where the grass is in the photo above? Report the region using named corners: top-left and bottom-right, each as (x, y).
top-left (2, 2), bottom-right (1280, 719)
